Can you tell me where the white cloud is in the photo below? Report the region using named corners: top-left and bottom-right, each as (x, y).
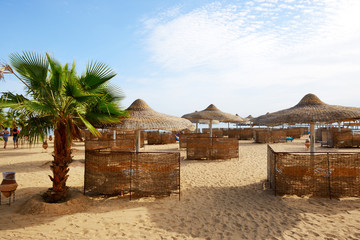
top-left (138, 0), bottom-right (360, 116)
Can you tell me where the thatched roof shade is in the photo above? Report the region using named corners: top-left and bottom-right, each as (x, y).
top-left (117, 99), bottom-right (195, 131)
top-left (246, 115), bottom-right (254, 120)
top-left (182, 104), bottom-right (244, 123)
top-left (188, 118), bottom-right (220, 124)
top-left (253, 93), bottom-right (360, 126)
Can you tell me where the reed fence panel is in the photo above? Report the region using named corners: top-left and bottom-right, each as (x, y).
top-left (254, 129), bottom-right (286, 143)
top-left (84, 129), bottom-right (144, 150)
top-left (267, 145), bottom-right (360, 198)
top-left (147, 131), bottom-right (176, 145)
top-left (179, 133), bottom-right (209, 148)
top-left (116, 131), bottom-right (145, 148)
top-left (202, 128), bottom-right (224, 137)
top-left (334, 131), bottom-right (360, 148)
top-left (186, 137), bottom-right (238, 160)
top-left (84, 150), bottom-right (180, 199)
top-left (228, 129), bottom-right (254, 140)
top-left (286, 127), bottom-right (307, 139)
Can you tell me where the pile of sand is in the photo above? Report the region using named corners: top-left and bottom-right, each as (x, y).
top-left (17, 188), bottom-right (93, 216)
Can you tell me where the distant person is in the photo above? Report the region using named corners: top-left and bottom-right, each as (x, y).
top-left (1, 127), bottom-right (10, 149)
top-left (12, 127), bottom-right (20, 148)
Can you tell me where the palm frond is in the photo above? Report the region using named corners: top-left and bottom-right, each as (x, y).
top-left (79, 61), bottom-right (116, 90)
top-left (78, 114), bottom-right (100, 137)
top-left (21, 115), bottom-right (53, 145)
top-left (23, 101), bottom-right (57, 117)
top-left (0, 92), bottom-right (28, 109)
top-left (9, 51), bottom-right (48, 92)
top-left (47, 52), bottom-right (64, 98)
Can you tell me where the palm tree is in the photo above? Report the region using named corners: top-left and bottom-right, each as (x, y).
top-left (0, 51), bottom-right (127, 202)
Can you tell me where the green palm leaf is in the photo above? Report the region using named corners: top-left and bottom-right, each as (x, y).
top-left (9, 51), bottom-right (48, 93)
top-left (79, 61), bottom-right (116, 90)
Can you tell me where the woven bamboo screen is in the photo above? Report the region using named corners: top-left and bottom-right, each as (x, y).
top-left (84, 129), bottom-right (143, 151)
top-left (186, 137), bottom-right (238, 160)
top-left (179, 133), bottom-right (209, 148)
top-left (227, 129), bottom-right (241, 139)
top-left (318, 128), bottom-right (353, 148)
top-left (85, 150), bottom-right (132, 195)
top-left (116, 131), bottom-right (145, 148)
top-left (254, 129), bottom-right (287, 143)
top-left (222, 128), bottom-right (229, 136)
top-left (131, 152), bottom-right (180, 197)
top-left (334, 131), bottom-right (360, 148)
top-left (267, 145), bottom-right (360, 198)
top-left (228, 128), bottom-right (254, 140)
top-left (84, 150), bottom-right (180, 199)
top-left (286, 127), bottom-right (308, 139)
top-left (202, 128), bottom-right (224, 137)
top-left (147, 131), bottom-right (177, 145)
top-left (240, 128), bottom-right (255, 140)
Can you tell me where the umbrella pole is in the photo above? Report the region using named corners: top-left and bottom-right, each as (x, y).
top-left (310, 123), bottom-right (315, 153)
top-left (196, 123), bottom-right (198, 133)
top-left (209, 120), bottom-right (213, 138)
top-left (136, 130), bottom-right (141, 152)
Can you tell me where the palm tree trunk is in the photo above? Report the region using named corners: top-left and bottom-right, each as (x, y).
top-left (44, 120), bottom-right (72, 202)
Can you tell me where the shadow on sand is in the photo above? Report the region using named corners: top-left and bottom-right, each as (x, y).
top-left (1, 183), bottom-right (360, 239)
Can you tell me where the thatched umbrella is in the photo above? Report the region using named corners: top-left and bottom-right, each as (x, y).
top-left (242, 115), bottom-right (254, 125)
top-left (188, 117), bottom-right (220, 133)
top-left (117, 99), bottom-right (195, 151)
top-left (182, 104), bottom-right (244, 137)
top-left (252, 93), bottom-right (360, 152)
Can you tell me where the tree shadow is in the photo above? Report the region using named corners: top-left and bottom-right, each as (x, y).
top-left (0, 151), bottom-right (41, 158)
top-left (1, 183), bottom-right (360, 239)
top-left (146, 182), bottom-right (360, 239)
top-left (0, 160), bottom-right (54, 174)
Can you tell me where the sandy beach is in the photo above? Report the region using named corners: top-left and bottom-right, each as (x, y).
top-left (1, 138), bottom-right (360, 239)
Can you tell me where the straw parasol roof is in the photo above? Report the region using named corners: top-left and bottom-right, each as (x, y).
top-left (246, 115), bottom-right (254, 120)
top-left (188, 117), bottom-right (220, 125)
top-left (252, 93), bottom-right (360, 126)
top-left (117, 99), bottom-right (195, 131)
top-left (182, 104), bottom-right (244, 123)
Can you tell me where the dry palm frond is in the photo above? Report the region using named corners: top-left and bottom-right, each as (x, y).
top-left (253, 93), bottom-right (360, 126)
top-left (117, 99), bottom-right (195, 131)
top-left (0, 63), bottom-right (14, 80)
top-left (182, 104), bottom-right (245, 123)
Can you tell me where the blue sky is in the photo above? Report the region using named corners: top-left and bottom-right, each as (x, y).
top-left (1, 0), bottom-right (360, 119)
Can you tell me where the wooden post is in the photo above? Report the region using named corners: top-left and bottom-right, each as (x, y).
top-left (310, 123), bottom-right (315, 153)
top-left (136, 130), bottom-right (141, 152)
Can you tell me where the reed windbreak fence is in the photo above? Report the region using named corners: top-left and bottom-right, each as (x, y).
top-left (202, 128), bottom-right (224, 137)
top-left (186, 137), bottom-right (238, 160)
top-left (179, 133), bottom-right (209, 148)
top-left (84, 149), bottom-right (180, 199)
top-left (84, 129), bottom-right (145, 151)
top-left (228, 128), bottom-right (254, 140)
top-left (318, 128), bottom-right (360, 148)
top-left (255, 129), bottom-right (287, 143)
top-left (147, 131), bottom-right (176, 145)
top-left (267, 145), bottom-right (360, 198)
